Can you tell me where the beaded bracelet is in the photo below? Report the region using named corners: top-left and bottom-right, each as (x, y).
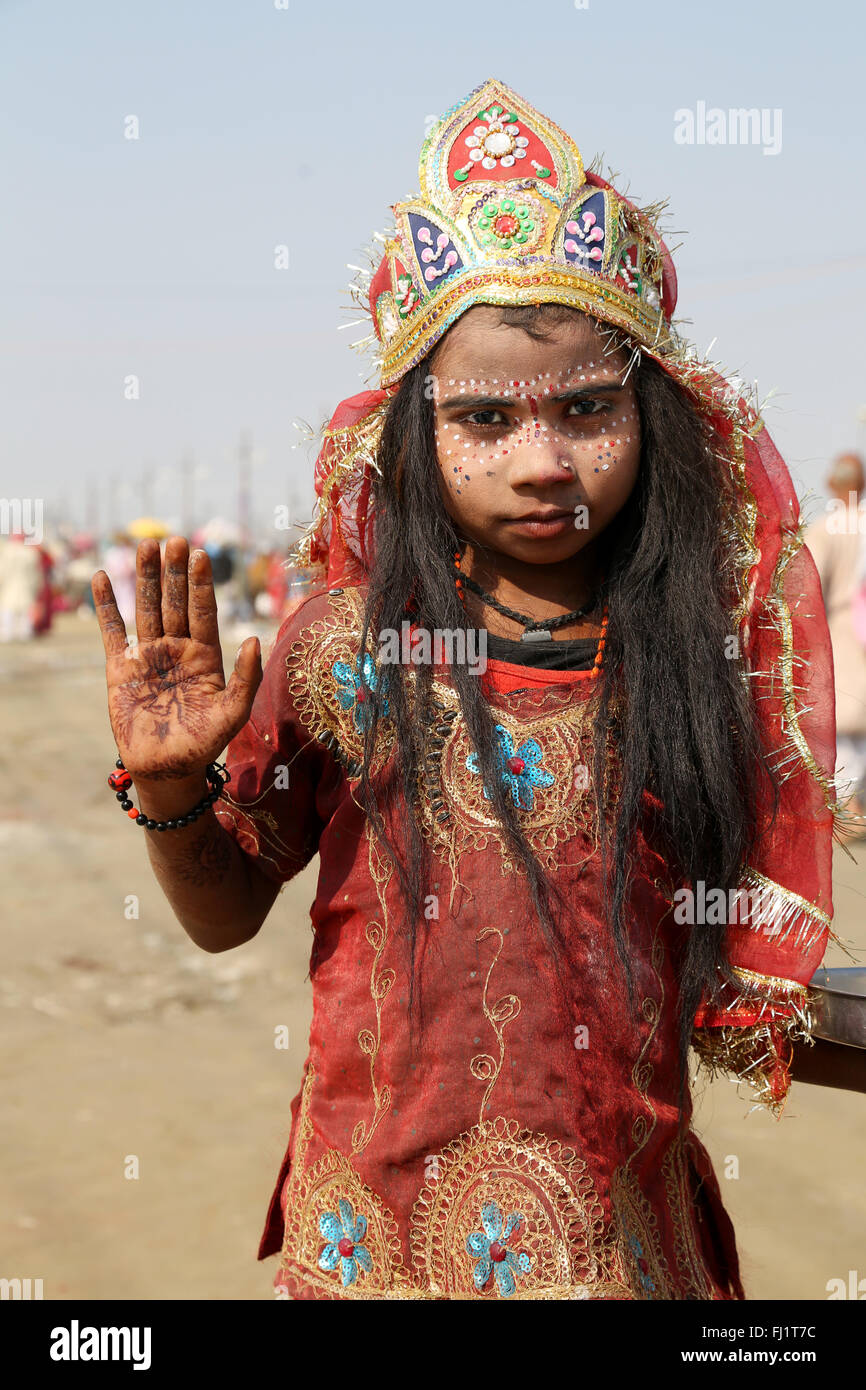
top-left (107, 758), bottom-right (230, 831)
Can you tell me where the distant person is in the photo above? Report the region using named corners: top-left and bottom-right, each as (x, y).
top-left (804, 452), bottom-right (866, 825)
top-left (0, 532), bottom-right (41, 641)
top-left (102, 532), bottom-right (137, 631)
top-left (31, 540), bottom-right (55, 635)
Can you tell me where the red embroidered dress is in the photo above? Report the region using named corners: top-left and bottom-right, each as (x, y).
top-left (214, 574), bottom-right (834, 1301)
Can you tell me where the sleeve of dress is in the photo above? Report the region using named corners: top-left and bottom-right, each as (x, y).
top-left (213, 600), bottom-right (330, 885)
top-left (691, 419), bottom-right (842, 1115)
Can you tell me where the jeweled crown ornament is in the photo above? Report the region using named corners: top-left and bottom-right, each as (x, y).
top-left (365, 78), bottom-right (678, 386)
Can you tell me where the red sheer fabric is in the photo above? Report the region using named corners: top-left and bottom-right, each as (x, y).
top-left (213, 541), bottom-right (836, 1301)
top-left (685, 413), bottom-right (837, 1111)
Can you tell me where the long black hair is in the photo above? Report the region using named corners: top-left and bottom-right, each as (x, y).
top-left (352, 304), bottom-right (778, 1104)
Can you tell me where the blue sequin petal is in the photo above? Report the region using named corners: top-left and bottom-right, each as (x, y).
top-left (481, 1201), bottom-right (503, 1241)
top-left (516, 738), bottom-right (543, 764)
top-left (353, 1244), bottom-right (373, 1274)
top-left (473, 1256), bottom-right (492, 1291)
top-left (501, 1211), bottom-right (523, 1241)
top-left (340, 1255), bottom-right (358, 1288)
top-left (513, 776), bottom-right (534, 810)
top-left (318, 1242), bottom-right (341, 1272)
top-left (337, 1198), bottom-right (355, 1236)
top-left (466, 1231), bottom-right (490, 1258)
top-left (504, 1249), bottom-right (532, 1277)
top-left (491, 724), bottom-right (512, 752)
top-left (352, 1213), bottom-right (367, 1243)
top-left (318, 1211), bottom-right (343, 1244)
top-left (528, 766), bottom-right (555, 789)
top-left (494, 1261), bottom-right (516, 1297)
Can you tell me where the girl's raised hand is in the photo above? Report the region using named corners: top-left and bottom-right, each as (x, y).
top-left (91, 537), bottom-right (263, 782)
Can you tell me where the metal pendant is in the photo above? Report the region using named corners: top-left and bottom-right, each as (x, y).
top-left (519, 628), bottom-right (554, 643)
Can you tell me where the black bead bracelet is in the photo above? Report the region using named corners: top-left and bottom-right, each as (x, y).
top-left (107, 758), bottom-right (230, 830)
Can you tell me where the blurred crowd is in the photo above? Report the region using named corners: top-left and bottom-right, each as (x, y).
top-left (0, 516), bottom-right (317, 644)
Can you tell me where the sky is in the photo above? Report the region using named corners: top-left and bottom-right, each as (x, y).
top-left (1, 0), bottom-right (864, 541)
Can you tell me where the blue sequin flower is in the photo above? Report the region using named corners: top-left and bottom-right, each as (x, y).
top-left (331, 654), bottom-right (389, 731)
top-left (466, 725), bottom-right (554, 810)
top-left (317, 1198), bottom-right (373, 1288)
top-left (465, 1201), bottom-right (532, 1297)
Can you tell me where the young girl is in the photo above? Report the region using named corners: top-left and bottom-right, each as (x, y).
top-left (92, 79), bottom-right (860, 1301)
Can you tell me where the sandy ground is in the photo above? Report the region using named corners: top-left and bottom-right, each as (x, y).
top-left (1, 612), bottom-right (864, 1301)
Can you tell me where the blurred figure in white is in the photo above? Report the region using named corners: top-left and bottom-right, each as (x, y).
top-left (102, 531), bottom-right (137, 631)
top-left (805, 452), bottom-right (866, 829)
top-left (0, 532), bottom-right (42, 641)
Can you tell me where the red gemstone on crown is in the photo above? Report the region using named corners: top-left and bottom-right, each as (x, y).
top-left (506, 756), bottom-right (525, 775)
top-left (493, 214), bottom-right (519, 238)
top-left (338, 1237), bottom-right (355, 1257)
top-left (490, 1241), bottom-right (507, 1262)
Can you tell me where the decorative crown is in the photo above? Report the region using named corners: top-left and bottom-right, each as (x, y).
top-left (364, 78), bottom-right (678, 386)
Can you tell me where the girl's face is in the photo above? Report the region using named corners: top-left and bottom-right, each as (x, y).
top-left (431, 307), bottom-right (641, 565)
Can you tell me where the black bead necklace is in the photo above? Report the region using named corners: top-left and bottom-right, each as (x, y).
top-left (457, 570), bottom-right (603, 644)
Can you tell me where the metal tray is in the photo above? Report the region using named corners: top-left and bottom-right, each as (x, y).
top-left (809, 967), bottom-right (866, 1049)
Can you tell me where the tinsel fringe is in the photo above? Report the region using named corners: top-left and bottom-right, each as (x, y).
top-left (693, 973), bottom-right (815, 1117)
top-left (734, 869), bottom-right (832, 953)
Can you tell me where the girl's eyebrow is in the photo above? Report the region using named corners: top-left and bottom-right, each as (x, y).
top-left (438, 382), bottom-right (625, 409)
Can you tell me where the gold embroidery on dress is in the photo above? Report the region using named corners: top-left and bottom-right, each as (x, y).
top-left (629, 930), bottom-right (666, 1158)
top-left (276, 1072), bottom-right (730, 1299)
top-left (409, 1117), bottom-right (627, 1299)
top-left (276, 1066), bottom-right (411, 1300)
top-left (661, 1137), bottom-right (717, 1300)
top-left (470, 926), bottom-right (521, 1124)
top-left (284, 586), bottom-right (612, 902)
top-left (609, 1162), bottom-right (675, 1300)
top-left (351, 819), bottom-right (396, 1153)
top-left (285, 587), bottom-right (396, 774)
top-left (213, 798), bottom-right (306, 879)
top-left (278, 1070), bottom-right (635, 1299)
top-left (414, 677), bottom-right (605, 900)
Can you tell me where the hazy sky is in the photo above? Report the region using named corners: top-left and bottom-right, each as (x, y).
top-left (2, 0), bottom-right (864, 540)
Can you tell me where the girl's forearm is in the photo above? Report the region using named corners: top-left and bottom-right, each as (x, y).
top-left (790, 1037), bottom-right (866, 1094)
top-left (135, 774), bottom-right (279, 952)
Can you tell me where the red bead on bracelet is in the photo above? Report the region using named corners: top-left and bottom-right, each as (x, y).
top-left (108, 757), bottom-right (229, 830)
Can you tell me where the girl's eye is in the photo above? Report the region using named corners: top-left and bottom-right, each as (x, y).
top-left (566, 398), bottom-right (610, 417)
top-left (462, 409), bottom-right (508, 427)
